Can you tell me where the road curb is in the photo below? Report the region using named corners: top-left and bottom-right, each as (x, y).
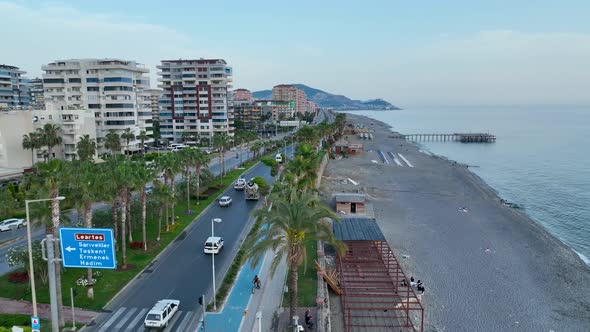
top-left (0, 236), bottom-right (24, 249)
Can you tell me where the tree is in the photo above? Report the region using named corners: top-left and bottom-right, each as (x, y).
top-left (121, 128), bottom-right (135, 158)
top-left (178, 148), bottom-right (208, 211)
top-left (296, 125), bottom-right (318, 146)
top-left (37, 123), bottom-right (62, 160)
top-left (7, 242), bottom-right (48, 285)
top-left (134, 162), bottom-right (153, 251)
top-left (157, 153), bottom-right (181, 229)
top-left (212, 132), bottom-right (231, 183)
top-left (22, 132), bottom-right (42, 165)
top-left (115, 160), bottom-right (136, 269)
top-left (34, 159), bottom-right (67, 327)
top-left (137, 130), bottom-right (149, 156)
top-left (76, 134), bottom-right (97, 161)
top-left (248, 190), bottom-right (345, 322)
top-left (250, 141), bottom-right (263, 159)
top-left (104, 130), bottom-right (122, 156)
top-left (152, 180), bottom-right (172, 242)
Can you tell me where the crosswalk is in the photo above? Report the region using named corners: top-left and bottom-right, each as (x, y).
top-left (92, 307), bottom-right (195, 332)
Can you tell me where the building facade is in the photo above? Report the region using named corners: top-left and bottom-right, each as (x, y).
top-left (0, 65), bottom-right (31, 110)
top-left (232, 101), bottom-right (262, 130)
top-left (232, 88), bottom-right (252, 102)
top-left (42, 59), bottom-right (153, 155)
top-left (145, 89), bottom-right (162, 121)
top-left (30, 78), bottom-right (45, 109)
top-left (272, 84), bottom-right (307, 114)
top-left (254, 100), bottom-right (294, 122)
top-left (157, 59), bottom-right (233, 143)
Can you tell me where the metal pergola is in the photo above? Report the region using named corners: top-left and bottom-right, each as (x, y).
top-left (334, 218), bottom-right (424, 332)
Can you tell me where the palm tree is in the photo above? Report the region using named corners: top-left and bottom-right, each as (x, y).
top-left (285, 154), bottom-right (318, 192)
top-left (76, 134), bottom-right (97, 161)
top-left (134, 163), bottom-right (153, 251)
top-left (104, 130), bottom-right (122, 156)
top-left (212, 133), bottom-right (231, 182)
top-left (115, 160), bottom-right (136, 269)
top-left (193, 150), bottom-right (210, 206)
top-left (37, 123), bottom-right (63, 159)
top-left (34, 159), bottom-right (67, 327)
top-left (157, 154), bottom-right (181, 228)
top-left (121, 128), bottom-right (135, 158)
top-left (250, 141), bottom-right (263, 159)
top-left (22, 132), bottom-right (42, 165)
top-left (296, 125), bottom-right (318, 146)
top-left (249, 190), bottom-right (345, 322)
top-left (152, 180), bottom-right (172, 242)
top-left (137, 130), bottom-right (149, 156)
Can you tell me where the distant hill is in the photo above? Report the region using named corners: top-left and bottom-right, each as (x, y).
top-left (252, 84), bottom-right (400, 110)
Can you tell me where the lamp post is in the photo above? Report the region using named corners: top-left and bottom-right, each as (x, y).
top-left (25, 196), bottom-right (66, 318)
top-left (211, 217), bottom-right (222, 311)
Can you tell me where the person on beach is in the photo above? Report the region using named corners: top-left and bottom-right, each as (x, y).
top-left (417, 280), bottom-right (425, 294)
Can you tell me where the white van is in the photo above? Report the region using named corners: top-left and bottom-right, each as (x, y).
top-left (275, 153), bottom-right (283, 163)
top-left (204, 236), bottom-right (224, 254)
top-left (144, 299), bottom-right (180, 330)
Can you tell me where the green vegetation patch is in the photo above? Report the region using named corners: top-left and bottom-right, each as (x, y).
top-left (282, 238), bottom-right (318, 307)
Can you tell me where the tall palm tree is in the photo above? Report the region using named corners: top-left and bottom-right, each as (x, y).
top-left (212, 132), bottom-right (231, 182)
top-left (37, 123), bottom-right (63, 160)
top-left (152, 180), bottom-right (172, 242)
top-left (22, 132), bottom-right (42, 165)
top-left (249, 190), bottom-right (345, 322)
top-left (76, 134), bottom-right (97, 161)
top-left (134, 163), bottom-right (153, 251)
top-left (178, 148), bottom-right (209, 211)
top-left (115, 160), bottom-right (135, 269)
top-left (296, 125), bottom-right (318, 146)
top-left (121, 128), bottom-right (135, 158)
top-left (137, 130), bottom-right (149, 156)
top-left (157, 154), bottom-right (181, 228)
top-left (250, 141), bottom-right (263, 159)
top-left (193, 150), bottom-right (210, 206)
top-left (34, 159), bottom-right (67, 327)
top-left (104, 130), bottom-right (122, 156)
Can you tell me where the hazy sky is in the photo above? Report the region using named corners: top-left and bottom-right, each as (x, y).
top-left (2, 0), bottom-right (589, 107)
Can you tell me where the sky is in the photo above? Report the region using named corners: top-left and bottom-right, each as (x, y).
top-left (1, 0), bottom-right (589, 107)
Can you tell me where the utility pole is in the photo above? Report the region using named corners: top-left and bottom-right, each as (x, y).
top-left (42, 234), bottom-right (59, 332)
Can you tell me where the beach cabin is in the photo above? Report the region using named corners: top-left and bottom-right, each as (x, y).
top-left (335, 192), bottom-right (366, 215)
top-left (334, 142), bottom-right (364, 156)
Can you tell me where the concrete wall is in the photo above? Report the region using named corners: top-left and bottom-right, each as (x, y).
top-left (0, 110), bottom-right (34, 169)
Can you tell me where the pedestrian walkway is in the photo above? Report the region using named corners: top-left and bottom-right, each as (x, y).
top-left (0, 297), bottom-right (100, 324)
top-left (89, 306), bottom-right (194, 331)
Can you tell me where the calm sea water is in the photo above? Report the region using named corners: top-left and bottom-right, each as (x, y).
top-left (346, 107), bottom-right (590, 265)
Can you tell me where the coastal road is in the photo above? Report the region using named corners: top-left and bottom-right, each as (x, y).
top-left (84, 148), bottom-right (293, 332)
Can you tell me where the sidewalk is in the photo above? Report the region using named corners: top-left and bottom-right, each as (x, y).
top-left (0, 297), bottom-right (101, 324)
top-left (239, 250), bottom-right (288, 332)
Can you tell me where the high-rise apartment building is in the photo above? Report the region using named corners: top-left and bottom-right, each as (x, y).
top-left (41, 59), bottom-right (153, 155)
top-left (157, 59), bottom-right (233, 143)
top-left (30, 78), bottom-right (45, 109)
top-left (272, 84), bottom-right (307, 114)
top-left (0, 64), bottom-right (31, 110)
top-left (145, 89), bottom-right (162, 121)
top-left (232, 88), bottom-right (252, 102)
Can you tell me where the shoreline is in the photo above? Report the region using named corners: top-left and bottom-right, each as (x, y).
top-left (323, 112), bottom-right (590, 331)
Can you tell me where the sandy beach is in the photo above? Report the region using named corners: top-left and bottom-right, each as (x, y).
top-left (321, 113), bottom-right (590, 331)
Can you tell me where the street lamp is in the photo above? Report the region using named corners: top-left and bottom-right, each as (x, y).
top-left (25, 196), bottom-right (66, 318)
top-left (211, 217), bottom-right (222, 311)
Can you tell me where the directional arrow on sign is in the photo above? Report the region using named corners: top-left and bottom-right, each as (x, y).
top-left (65, 246), bottom-right (76, 252)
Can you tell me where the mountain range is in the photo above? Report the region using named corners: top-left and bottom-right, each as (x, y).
top-left (252, 84), bottom-right (400, 110)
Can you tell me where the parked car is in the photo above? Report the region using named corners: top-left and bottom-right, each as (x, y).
top-left (144, 299), bottom-right (180, 330)
top-left (0, 218), bottom-right (25, 232)
top-left (204, 236), bottom-right (224, 254)
top-left (218, 196), bottom-right (232, 207)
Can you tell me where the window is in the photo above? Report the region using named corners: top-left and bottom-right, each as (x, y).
top-left (87, 87), bottom-right (99, 92)
top-left (68, 78), bottom-right (81, 83)
top-left (104, 86), bottom-right (133, 91)
top-left (88, 104), bottom-right (101, 109)
top-left (86, 78), bottom-right (99, 83)
top-left (43, 78), bottom-right (64, 84)
top-left (105, 103), bottom-right (134, 109)
top-left (103, 77), bottom-right (133, 83)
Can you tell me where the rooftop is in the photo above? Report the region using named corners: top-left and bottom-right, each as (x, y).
top-left (333, 217), bottom-right (385, 241)
top-left (335, 192), bottom-right (366, 203)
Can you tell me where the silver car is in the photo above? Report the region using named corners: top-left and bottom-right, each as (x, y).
top-left (0, 218), bottom-right (25, 232)
top-left (218, 196), bottom-right (232, 207)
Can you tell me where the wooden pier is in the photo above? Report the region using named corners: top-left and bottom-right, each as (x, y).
top-left (390, 133), bottom-right (496, 143)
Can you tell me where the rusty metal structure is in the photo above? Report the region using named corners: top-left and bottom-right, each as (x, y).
top-left (334, 218), bottom-right (424, 332)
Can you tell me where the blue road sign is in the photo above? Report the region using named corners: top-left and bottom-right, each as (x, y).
top-left (59, 228), bottom-right (116, 269)
top-left (31, 316), bottom-right (40, 330)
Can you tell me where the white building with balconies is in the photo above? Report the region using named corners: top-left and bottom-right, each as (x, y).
top-left (42, 59), bottom-right (153, 155)
top-left (157, 58), bottom-right (233, 143)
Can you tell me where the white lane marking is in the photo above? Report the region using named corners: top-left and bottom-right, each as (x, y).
top-left (98, 307), bottom-right (126, 332)
top-left (174, 311), bottom-right (194, 332)
top-left (388, 152), bottom-right (403, 166)
top-left (114, 307), bottom-right (137, 329)
top-left (398, 153), bottom-right (414, 168)
top-left (125, 308), bottom-right (149, 331)
top-left (163, 310), bottom-right (183, 331)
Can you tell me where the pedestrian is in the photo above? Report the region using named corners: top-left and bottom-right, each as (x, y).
top-left (305, 309), bottom-right (314, 329)
top-left (410, 277), bottom-right (416, 288)
top-left (417, 280), bottom-right (425, 294)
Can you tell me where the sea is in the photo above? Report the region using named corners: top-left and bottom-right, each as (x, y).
top-left (344, 107), bottom-right (590, 265)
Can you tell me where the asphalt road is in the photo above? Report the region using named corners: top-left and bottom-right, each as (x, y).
top-left (84, 147), bottom-right (293, 332)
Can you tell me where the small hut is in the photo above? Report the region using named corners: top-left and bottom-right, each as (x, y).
top-left (335, 192), bottom-right (366, 215)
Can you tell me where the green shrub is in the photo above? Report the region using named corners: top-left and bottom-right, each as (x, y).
top-left (261, 157), bottom-right (276, 167)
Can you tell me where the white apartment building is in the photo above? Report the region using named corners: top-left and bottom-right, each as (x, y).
top-left (0, 65), bottom-right (31, 110)
top-left (157, 59), bottom-right (233, 143)
top-left (145, 89), bottom-right (162, 121)
top-left (42, 59), bottom-right (153, 155)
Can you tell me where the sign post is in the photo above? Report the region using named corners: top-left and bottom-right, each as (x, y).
top-left (31, 316), bottom-right (40, 332)
top-left (59, 228), bottom-right (116, 269)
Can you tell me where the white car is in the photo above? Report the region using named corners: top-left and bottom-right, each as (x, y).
top-left (204, 236), bottom-right (224, 254)
top-left (144, 299), bottom-right (180, 330)
top-left (218, 196), bottom-right (232, 207)
top-left (0, 218), bottom-right (25, 232)
top-left (234, 178), bottom-right (246, 190)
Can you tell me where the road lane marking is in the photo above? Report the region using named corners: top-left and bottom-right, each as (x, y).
top-left (124, 308), bottom-right (148, 331)
top-left (163, 310), bottom-right (182, 331)
top-left (98, 307), bottom-right (126, 332)
top-left (174, 311), bottom-right (194, 332)
top-left (398, 153), bottom-right (414, 168)
top-left (114, 307), bottom-right (137, 329)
